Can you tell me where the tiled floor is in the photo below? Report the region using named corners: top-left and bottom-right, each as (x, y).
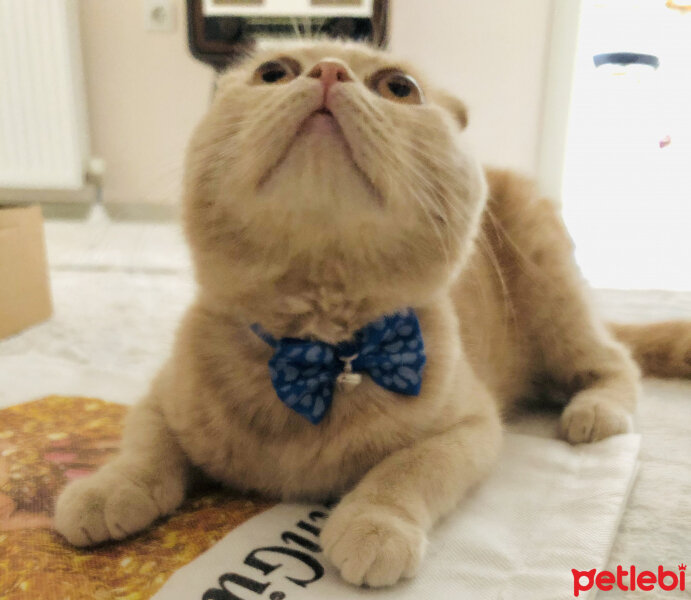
top-left (44, 204), bottom-right (192, 272)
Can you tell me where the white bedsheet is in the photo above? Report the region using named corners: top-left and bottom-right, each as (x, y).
top-left (153, 434), bottom-right (641, 600)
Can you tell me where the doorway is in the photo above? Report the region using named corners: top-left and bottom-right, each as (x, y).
top-left (561, 0), bottom-right (691, 290)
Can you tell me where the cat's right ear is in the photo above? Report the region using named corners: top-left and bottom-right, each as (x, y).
top-left (434, 90), bottom-right (469, 130)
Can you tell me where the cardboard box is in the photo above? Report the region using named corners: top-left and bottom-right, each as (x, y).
top-left (0, 205), bottom-right (52, 339)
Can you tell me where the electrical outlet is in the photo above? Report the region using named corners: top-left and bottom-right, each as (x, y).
top-left (145, 0), bottom-right (176, 32)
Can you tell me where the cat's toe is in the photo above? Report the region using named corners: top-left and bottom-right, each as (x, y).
top-left (54, 467), bottom-right (161, 547)
top-left (560, 398), bottom-right (632, 444)
top-left (321, 502), bottom-right (427, 587)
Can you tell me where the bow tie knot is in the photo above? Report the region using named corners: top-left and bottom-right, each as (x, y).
top-left (252, 310), bottom-right (426, 424)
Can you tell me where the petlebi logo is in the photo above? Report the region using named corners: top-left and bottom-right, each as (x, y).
top-left (572, 563), bottom-right (686, 596)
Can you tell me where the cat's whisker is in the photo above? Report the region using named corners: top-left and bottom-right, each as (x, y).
top-left (290, 18), bottom-right (302, 40)
top-left (485, 206), bottom-right (548, 286)
top-left (474, 229), bottom-right (520, 336)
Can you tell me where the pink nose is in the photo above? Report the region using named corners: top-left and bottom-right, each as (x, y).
top-left (307, 60), bottom-right (353, 94)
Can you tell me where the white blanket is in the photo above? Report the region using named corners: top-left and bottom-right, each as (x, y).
top-left (153, 433), bottom-right (641, 600)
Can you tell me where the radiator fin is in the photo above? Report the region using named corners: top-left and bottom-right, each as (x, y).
top-left (0, 0), bottom-right (88, 190)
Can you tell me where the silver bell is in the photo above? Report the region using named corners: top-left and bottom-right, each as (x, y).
top-left (337, 353), bottom-right (362, 393)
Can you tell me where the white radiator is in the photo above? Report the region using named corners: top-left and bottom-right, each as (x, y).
top-left (0, 0), bottom-right (90, 191)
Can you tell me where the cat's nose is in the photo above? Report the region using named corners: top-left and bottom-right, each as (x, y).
top-left (307, 60), bottom-right (353, 94)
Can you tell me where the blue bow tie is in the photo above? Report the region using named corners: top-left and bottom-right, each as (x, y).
top-left (251, 310), bottom-right (426, 424)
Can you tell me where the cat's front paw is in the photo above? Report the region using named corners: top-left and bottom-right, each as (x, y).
top-left (560, 397), bottom-right (632, 444)
top-left (54, 464), bottom-right (182, 546)
top-left (321, 501), bottom-right (427, 587)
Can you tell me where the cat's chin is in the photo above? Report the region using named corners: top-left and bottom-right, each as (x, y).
top-left (257, 109), bottom-right (372, 198)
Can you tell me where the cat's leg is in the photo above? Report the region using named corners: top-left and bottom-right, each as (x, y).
top-left (54, 392), bottom-right (188, 546)
top-left (486, 172), bottom-right (640, 444)
top-left (321, 396), bottom-right (501, 587)
top-left (523, 233), bottom-right (640, 444)
top-left (550, 315), bottom-right (640, 445)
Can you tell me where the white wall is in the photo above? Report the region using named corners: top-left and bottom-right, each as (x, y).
top-left (78, 0), bottom-right (213, 206)
top-left (389, 0), bottom-right (554, 175)
top-left (78, 0), bottom-right (553, 205)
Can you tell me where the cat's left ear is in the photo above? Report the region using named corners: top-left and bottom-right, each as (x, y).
top-left (433, 90), bottom-right (469, 130)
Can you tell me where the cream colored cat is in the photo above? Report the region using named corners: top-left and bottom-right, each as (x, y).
top-left (55, 41), bottom-right (691, 588)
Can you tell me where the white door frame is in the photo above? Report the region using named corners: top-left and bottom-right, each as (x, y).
top-left (536, 0), bottom-right (583, 203)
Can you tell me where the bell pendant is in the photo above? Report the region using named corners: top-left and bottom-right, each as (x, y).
top-left (337, 353), bottom-right (362, 393)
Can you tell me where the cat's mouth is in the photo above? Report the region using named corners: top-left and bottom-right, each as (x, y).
top-left (299, 107), bottom-right (341, 135)
top-left (258, 105), bottom-right (351, 186)
top-left (257, 99), bottom-right (382, 204)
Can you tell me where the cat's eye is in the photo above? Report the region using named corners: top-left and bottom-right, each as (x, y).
top-left (252, 58), bottom-right (301, 85)
top-left (370, 70), bottom-right (424, 105)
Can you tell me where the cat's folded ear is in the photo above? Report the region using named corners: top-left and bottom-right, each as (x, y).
top-left (433, 90), bottom-right (469, 130)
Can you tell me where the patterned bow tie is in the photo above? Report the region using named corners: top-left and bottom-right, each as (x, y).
top-left (251, 310), bottom-right (426, 424)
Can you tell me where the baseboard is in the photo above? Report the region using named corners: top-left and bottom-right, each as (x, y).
top-left (0, 185), bottom-right (97, 205)
top-left (103, 202), bottom-right (180, 222)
